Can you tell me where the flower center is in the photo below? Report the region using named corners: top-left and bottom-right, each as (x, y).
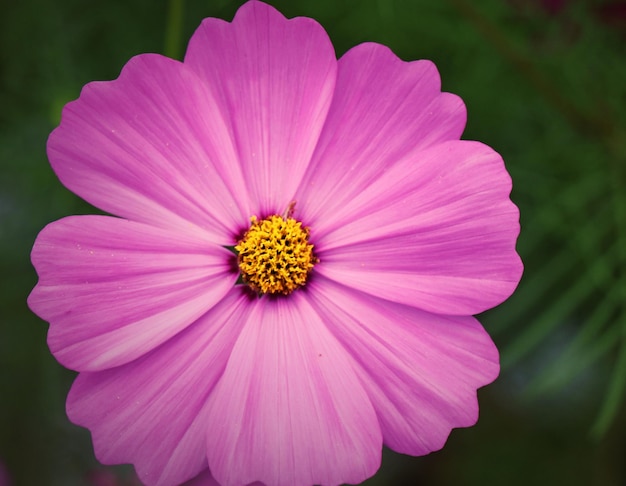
top-left (235, 215), bottom-right (317, 295)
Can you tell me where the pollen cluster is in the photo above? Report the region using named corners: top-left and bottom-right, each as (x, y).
top-left (235, 215), bottom-right (317, 295)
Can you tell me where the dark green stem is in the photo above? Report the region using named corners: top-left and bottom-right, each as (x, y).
top-left (164, 0), bottom-right (185, 60)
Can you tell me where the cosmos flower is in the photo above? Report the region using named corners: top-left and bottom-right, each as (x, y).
top-left (28, 1), bottom-right (523, 485)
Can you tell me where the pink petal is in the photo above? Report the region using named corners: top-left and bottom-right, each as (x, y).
top-left (308, 277), bottom-right (499, 456)
top-left (182, 469), bottom-right (263, 486)
top-left (297, 42), bottom-right (466, 228)
top-left (316, 140), bottom-right (523, 315)
top-left (48, 53), bottom-right (248, 244)
top-left (28, 216), bottom-right (236, 371)
top-left (180, 469), bottom-right (219, 486)
top-left (67, 289), bottom-right (252, 486)
top-left (205, 293), bottom-right (382, 486)
top-left (184, 1), bottom-right (337, 216)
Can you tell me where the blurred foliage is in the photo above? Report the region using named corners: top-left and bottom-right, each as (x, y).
top-left (1, 0), bottom-right (625, 485)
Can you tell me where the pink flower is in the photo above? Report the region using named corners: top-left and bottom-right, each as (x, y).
top-left (28, 1), bottom-right (522, 485)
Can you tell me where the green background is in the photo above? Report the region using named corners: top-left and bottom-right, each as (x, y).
top-left (1, 0), bottom-right (625, 484)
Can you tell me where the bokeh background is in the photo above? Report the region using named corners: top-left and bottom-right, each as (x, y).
top-left (1, 0), bottom-right (625, 484)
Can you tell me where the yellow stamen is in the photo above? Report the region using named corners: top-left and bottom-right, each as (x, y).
top-left (235, 215), bottom-right (317, 295)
